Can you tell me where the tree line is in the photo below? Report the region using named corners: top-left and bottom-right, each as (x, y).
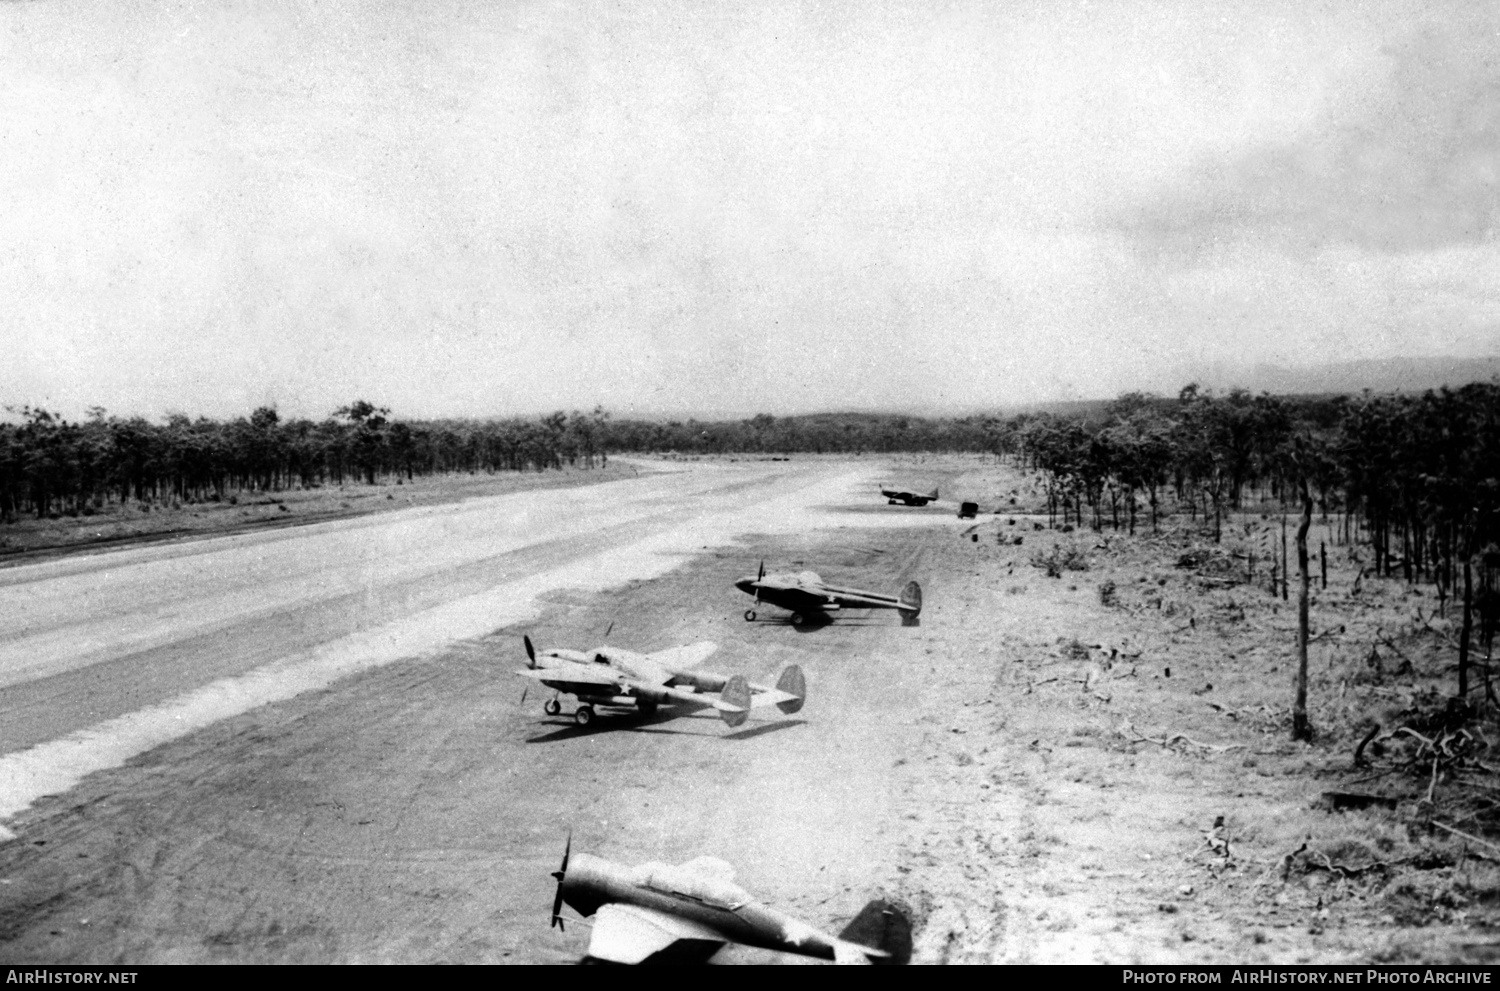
top-left (1007, 384), bottom-right (1499, 580)
top-left (0, 405), bottom-right (1006, 526)
top-left (0, 401), bottom-right (611, 522)
top-left (602, 411), bottom-right (1004, 456)
top-left (1006, 383), bottom-right (1500, 722)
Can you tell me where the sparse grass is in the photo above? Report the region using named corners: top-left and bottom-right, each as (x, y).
top-left (1031, 544), bottom-right (1089, 578)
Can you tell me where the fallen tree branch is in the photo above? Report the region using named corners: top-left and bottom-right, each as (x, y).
top-left (1120, 724), bottom-right (1245, 753)
top-left (1396, 726), bottom-right (1436, 749)
top-left (1310, 849), bottom-right (1392, 878)
top-left (1353, 724), bottom-right (1381, 768)
top-left (1432, 820), bottom-right (1500, 857)
top-left (1420, 616), bottom-right (1463, 651)
top-left (1374, 629), bottom-right (1420, 669)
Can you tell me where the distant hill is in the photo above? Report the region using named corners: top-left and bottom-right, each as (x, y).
top-left (1198, 356), bottom-right (1500, 397)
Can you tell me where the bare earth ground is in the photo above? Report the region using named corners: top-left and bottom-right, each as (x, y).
top-left (1, 454), bottom-right (1497, 964)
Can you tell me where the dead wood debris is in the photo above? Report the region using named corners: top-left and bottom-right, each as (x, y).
top-left (1117, 720), bottom-right (1246, 754)
top-left (1194, 815), bottom-right (1232, 863)
top-left (1432, 820), bottom-right (1500, 861)
top-left (1321, 791), bottom-right (1399, 812)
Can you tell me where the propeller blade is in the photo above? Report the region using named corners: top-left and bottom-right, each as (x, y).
top-left (519, 686), bottom-right (529, 707)
top-left (603, 620), bottom-right (614, 639)
top-left (524, 635), bottom-right (536, 668)
top-left (550, 833), bottom-right (571, 931)
top-left (758, 560), bottom-right (765, 581)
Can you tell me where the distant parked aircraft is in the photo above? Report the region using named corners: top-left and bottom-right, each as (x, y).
top-left (547, 838), bottom-right (912, 965)
top-left (735, 562), bottom-right (922, 626)
top-left (517, 636), bottom-right (805, 727)
top-left (880, 484), bottom-right (938, 506)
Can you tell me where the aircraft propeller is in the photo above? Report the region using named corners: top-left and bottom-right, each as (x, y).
top-left (551, 833), bottom-right (572, 931)
top-left (757, 560), bottom-right (765, 582)
top-left (521, 635), bottom-right (538, 706)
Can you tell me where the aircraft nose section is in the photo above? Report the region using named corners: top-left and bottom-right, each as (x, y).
top-left (734, 577), bottom-right (754, 593)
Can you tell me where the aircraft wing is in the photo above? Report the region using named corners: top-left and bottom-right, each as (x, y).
top-left (515, 665), bottom-right (622, 688)
top-left (586, 902), bottom-right (728, 964)
top-left (752, 575), bottom-right (808, 592)
top-left (646, 641), bottom-right (719, 671)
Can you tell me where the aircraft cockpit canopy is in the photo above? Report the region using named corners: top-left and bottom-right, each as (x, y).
top-left (629, 858), bottom-right (749, 911)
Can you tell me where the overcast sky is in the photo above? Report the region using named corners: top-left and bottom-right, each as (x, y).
top-left (4, 0), bottom-right (1498, 422)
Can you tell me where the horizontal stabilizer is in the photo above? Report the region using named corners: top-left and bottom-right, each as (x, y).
top-left (836, 899), bottom-right (912, 965)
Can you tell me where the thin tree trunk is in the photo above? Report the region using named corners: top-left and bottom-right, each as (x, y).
top-left (1292, 479), bottom-right (1314, 742)
top-left (1282, 514), bottom-right (1290, 601)
top-left (1460, 555), bottom-right (1473, 700)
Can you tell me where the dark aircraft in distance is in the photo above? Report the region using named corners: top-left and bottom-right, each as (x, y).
top-left (517, 636), bottom-right (805, 727)
top-left (547, 838), bottom-right (912, 964)
top-left (735, 562), bottom-right (922, 626)
top-left (880, 483), bottom-right (938, 506)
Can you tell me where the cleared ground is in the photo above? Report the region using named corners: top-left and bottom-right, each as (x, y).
top-left (0, 456), bottom-right (1495, 963)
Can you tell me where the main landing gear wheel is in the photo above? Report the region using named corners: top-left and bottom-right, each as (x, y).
top-left (743, 609), bottom-right (757, 622)
top-left (543, 698), bottom-right (562, 716)
top-left (574, 705), bottom-right (595, 727)
top-left (790, 612), bottom-right (805, 626)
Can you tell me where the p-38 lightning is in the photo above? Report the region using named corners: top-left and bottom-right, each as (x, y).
top-left (547, 838), bottom-right (911, 965)
top-left (517, 636), bottom-right (806, 727)
top-left (735, 563), bottom-right (923, 627)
